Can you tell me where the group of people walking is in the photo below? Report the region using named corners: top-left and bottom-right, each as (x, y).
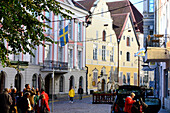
top-left (0, 84), bottom-right (84, 113)
top-left (0, 84), bottom-right (50, 113)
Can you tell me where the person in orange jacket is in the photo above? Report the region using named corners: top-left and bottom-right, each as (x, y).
top-left (124, 92), bottom-right (136, 113)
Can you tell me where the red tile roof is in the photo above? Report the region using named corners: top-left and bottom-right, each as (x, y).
top-left (107, 0), bottom-right (143, 33)
top-left (111, 13), bottom-right (129, 39)
top-left (76, 0), bottom-right (97, 11)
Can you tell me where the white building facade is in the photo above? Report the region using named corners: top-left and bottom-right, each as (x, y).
top-left (0, 0), bottom-right (88, 95)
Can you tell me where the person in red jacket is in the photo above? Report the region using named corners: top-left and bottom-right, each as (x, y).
top-left (41, 89), bottom-right (49, 104)
top-left (36, 94), bottom-right (50, 113)
top-left (124, 93), bottom-right (136, 113)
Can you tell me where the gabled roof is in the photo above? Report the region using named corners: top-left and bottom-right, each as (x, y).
top-left (107, 0), bottom-right (143, 33)
top-left (112, 13), bottom-right (140, 46)
top-left (72, 0), bottom-right (88, 11)
top-left (111, 13), bottom-right (129, 39)
top-left (76, 0), bottom-right (97, 11)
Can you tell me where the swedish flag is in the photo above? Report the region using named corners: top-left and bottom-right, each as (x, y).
top-left (59, 25), bottom-right (69, 47)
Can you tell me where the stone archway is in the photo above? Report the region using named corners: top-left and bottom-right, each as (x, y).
top-left (0, 71), bottom-right (6, 93)
top-left (59, 76), bottom-right (64, 92)
top-left (69, 75), bottom-right (74, 90)
top-left (15, 73), bottom-right (21, 92)
top-left (45, 74), bottom-right (52, 95)
top-left (79, 76), bottom-right (83, 88)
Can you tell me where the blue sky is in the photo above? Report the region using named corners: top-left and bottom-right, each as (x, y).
top-left (129, 0), bottom-right (143, 14)
top-left (105, 0), bottom-right (143, 14)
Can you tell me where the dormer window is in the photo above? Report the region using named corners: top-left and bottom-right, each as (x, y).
top-left (103, 30), bottom-right (106, 41)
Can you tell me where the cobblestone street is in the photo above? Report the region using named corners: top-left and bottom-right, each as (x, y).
top-left (49, 95), bottom-right (170, 113)
top-left (49, 96), bottom-right (111, 113)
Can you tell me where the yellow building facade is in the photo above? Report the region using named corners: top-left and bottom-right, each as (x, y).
top-left (118, 14), bottom-right (139, 86)
top-left (85, 0), bottom-right (118, 93)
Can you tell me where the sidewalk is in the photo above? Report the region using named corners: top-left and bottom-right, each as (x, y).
top-left (159, 109), bottom-right (170, 113)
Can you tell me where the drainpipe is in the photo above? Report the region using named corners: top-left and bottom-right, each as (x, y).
top-left (117, 39), bottom-right (120, 84)
top-left (85, 66), bottom-right (88, 95)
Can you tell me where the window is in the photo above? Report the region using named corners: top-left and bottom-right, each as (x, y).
top-left (59, 76), bottom-right (64, 92)
top-left (110, 47), bottom-right (114, 62)
top-left (93, 44), bottom-right (98, 60)
top-left (123, 75), bottom-right (126, 84)
top-left (127, 73), bottom-right (130, 85)
top-left (68, 20), bottom-right (73, 40)
top-left (110, 34), bottom-right (112, 42)
top-left (119, 72), bottom-right (123, 85)
top-left (127, 37), bottom-right (130, 46)
top-left (93, 71), bottom-right (98, 87)
top-left (123, 36), bottom-right (125, 40)
top-left (120, 51), bottom-right (122, 55)
top-left (96, 31), bottom-right (98, 39)
top-left (132, 37), bottom-right (133, 42)
top-left (58, 47), bottom-right (63, 61)
top-left (30, 48), bottom-right (36, 64)
top-left (45, 44), bottom-right (51, 60)
top-left (126, 52), bottom-right (130, 61)
top-left (102, 30), bottom-right (106, 41)
top-left (79, 76), bottom-right (83, 87)
top-left (149, 0), bottom-right (154, 12)
top-left (78, 51), bottom-right (82, 69)
top-left (32, 74), bottom-right (37, 89)
top-left (134, 73), bottom-right (137, 85)
top-left (59, 15), bottom-right (63, 29)
top-left (45, 12), bottom-right (51, 34)
top-left (68, 49), bottom-right (73, 68)
top-left (14, 53), bottom-right (20, 61)
top-left (78, 22), bottom-right (82, 41)
top-left (102, 46), bottom-right (106, 61)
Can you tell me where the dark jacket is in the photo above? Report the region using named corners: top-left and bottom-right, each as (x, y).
top-left (78, 88), bottom-right (83, 94)
top-left (0, 91), bottom-right (13, 110)
top-left (20, 97), bottom-right (29, 113)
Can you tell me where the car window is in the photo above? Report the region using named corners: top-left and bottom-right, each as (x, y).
top-left (118, 89), bottom-right (141, 96)
top-left (145, 98), bottom-right (159, 105)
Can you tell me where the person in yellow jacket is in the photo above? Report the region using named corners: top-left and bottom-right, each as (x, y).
top-left (68, 86), bottom-right (75, 103)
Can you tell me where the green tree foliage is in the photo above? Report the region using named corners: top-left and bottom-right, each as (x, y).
top-left (0, 0), bottom-right (73, 67)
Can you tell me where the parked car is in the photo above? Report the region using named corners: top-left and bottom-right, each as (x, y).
top-left (111, 85), bottom-right (161, 113)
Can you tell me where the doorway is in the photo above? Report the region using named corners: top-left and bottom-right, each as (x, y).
top-left (69, 76), bottom-right (74, 90)
top-left (15, 74), bottom-right (21, 91)
top-left (101, 79), bottom-right (105, 92)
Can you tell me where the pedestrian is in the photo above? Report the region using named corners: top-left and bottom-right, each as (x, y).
top-left (78, 85), bottom-right (83, 100)
top-left (69, 86), bottom-right (75, 103)
top-left (10, 88), bottom-right (17, 113)
top-left (16, 92), bottom-right (23, 113)
top-left (0, 88), bottom-right (13, 113)
top-left (19, 92), bottom-right (30, 113)
top-left (41, 88), bottom-right (49, 104)
top-left (34, 91), bottom-right (40, 113)
top-left (36, 94), bottom-right (50, 113)
top-left (124, 92), bottom-right (136, 113)
top-left (23, 84), bottom-right (36, 111)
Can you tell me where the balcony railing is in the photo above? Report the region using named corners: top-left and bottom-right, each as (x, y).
top-left (41, 60), bottom-right (68, 71)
